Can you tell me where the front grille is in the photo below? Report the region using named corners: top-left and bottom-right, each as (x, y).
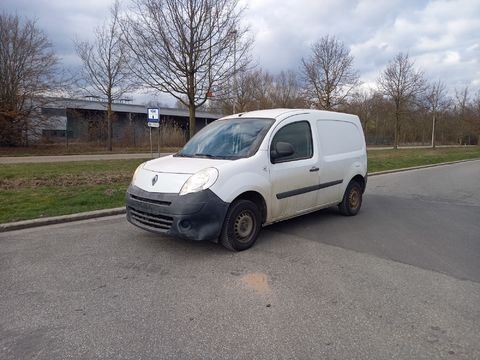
top-left (128, 207), bottom-right (173, 231)
top-left (130, 194), bottom-right (171, 206)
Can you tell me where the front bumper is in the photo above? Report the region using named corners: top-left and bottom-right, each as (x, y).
top-left (125, 184), bottom-right (229, 241)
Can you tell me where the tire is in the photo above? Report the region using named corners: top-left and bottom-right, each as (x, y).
top-left (220, 199), bottom-right (262, 251)
top-left (338, 180), bottom-right (363, 216)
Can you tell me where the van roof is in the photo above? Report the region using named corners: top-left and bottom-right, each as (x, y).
top-left (221, 108), bottom-right (359, 123)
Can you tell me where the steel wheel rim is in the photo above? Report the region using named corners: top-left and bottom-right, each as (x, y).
top-left (349, 187), bottom-right (360, 209)
top-left (234, 210), bottom-right (255, 242)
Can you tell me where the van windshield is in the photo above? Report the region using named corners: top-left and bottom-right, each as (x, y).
top-left (175, 118), bottom-right (274, 159)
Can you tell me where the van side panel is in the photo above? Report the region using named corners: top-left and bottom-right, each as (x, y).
top-left (317, 120), bottom-right (363, 155)
top-left (316, 119), bottom-right (366, 203)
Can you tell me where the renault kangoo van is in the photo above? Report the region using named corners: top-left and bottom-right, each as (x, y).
top-left (126, 109), bottom-right (367, 251)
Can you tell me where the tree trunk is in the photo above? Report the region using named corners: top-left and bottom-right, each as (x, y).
top-left (186, 69), bottom-right (196, 140)
top-left (107, 96), bottom-right (113, 151)
top-left (431, 113), bottom-right (436, 149)
top-left (364, 118), bottom-right (369, 144)
top-left (382, 116), bottom-right (386, 145)
top-left (188, 103), bottom-right (196, 140)
top-left (394, 110), bottom-right (400, 149)
top-left (24, 118), bottom-right (29, 147)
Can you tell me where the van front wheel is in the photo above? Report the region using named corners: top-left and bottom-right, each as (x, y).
top-left (220, 199), bottom-right (261, 251)
top-left (339, 180), bottom-right (363, 216)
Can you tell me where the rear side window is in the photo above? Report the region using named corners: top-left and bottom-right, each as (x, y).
top-left (271, 121), bottom-right (313, 163)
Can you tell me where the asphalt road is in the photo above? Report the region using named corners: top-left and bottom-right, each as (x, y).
top-left (1, 161), bottom-right (479, 359)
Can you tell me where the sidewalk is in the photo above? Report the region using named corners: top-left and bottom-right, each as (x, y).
top-left (0, 153), bottom-right (163, 164)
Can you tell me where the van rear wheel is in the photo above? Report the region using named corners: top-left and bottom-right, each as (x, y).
top-left (339, 180), bottom-right (363, 216)
top-left (220, 199), bottom-right (261, 251)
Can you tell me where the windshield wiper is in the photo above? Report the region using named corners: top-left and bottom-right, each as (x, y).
top-left (176, 153), bottom-right (234, 159)
top-left (194, 153), bottom-right (215, 158)
top-left (194, 153), bottom-right (233, 159)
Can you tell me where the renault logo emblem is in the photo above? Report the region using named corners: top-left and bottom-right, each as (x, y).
top-left (152, 175), bottom-right (158, 186)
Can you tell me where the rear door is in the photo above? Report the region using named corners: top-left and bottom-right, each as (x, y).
top-left (268, 117), bottom-right (320, 221)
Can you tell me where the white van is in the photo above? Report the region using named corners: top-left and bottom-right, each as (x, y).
top-left (126, 109), bottom-right (367, 251)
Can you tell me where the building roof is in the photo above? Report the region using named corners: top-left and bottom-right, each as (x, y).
top-left (42, 97), bottom-right (223, 119)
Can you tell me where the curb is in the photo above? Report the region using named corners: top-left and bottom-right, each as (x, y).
top-left (1, 158), bottom-right (479, 233)
top-left (0, 207), bottom-right (126, 233)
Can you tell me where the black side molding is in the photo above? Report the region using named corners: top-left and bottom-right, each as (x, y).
top-left (276, 180), bottom-right (343, 200)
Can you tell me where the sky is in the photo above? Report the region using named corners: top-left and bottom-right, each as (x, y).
top-left (2, 0), bottom-right (480, 103)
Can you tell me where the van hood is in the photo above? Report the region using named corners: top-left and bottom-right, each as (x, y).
top-left (143, 155), bottom-right (231, 174)
top-left (133, 155), bottom-right (231, 194)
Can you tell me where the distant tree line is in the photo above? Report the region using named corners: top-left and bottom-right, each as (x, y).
top-left (208, 40), bottom-right (479, 147)
top-left (0, 1), bottom-right (479, 148)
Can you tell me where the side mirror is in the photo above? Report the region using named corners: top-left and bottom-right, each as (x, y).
top-left (271, 141), bottom-right (294, 162)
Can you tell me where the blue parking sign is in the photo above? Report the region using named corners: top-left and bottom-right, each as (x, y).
top-left (147, 108), bottom-right (159, 127)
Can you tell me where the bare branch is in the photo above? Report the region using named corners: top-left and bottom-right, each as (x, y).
top-left (122, 0), bottom-right (252, 138)
top-left (0, 12), bottom-right (60, 145)
top-left (301, 35), bottom-right (359, 110)
top-left (74, 0), bottom-right (138, 150)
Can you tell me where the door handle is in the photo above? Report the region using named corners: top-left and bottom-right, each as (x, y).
top-left (309, 167), bottom-right (319, 172)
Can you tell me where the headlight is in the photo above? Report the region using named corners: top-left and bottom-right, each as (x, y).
top-left (131, 162), bottom-right (145, 184)
top-left (179, 167), bottom-right (218, 196)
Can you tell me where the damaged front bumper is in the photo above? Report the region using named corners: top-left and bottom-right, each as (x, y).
top-left (125, 184), bottom-right (229, 241)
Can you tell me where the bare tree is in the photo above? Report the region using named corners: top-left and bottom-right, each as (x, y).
top-left (271, 70), bottom-right (306, 108)
top-left (0, 13), bottom-right (59, 146)
top-left (343, 90), bottom-right (376, 143)
top-left (214, 68), bottom-right (306, 113)
top-left (213, 68), bottom-right (270, 113)
top-left (75, 1), bottom-right (136, 151)
top-left (301, 35), bottom-right (359, 110)
top-left (122, 0), bottom-right (251, 139)
top-left (454, 86), bottom-right (469, 145)
top-left (378, 53), bottom-right (425, 149)
top-left (454, 86), bottom-right (480, 145)
top-left (225, 68), bottom-right (265, 113)
top-left (472, 91), bottom-right (480, 144)
top-left (425, 80), bottom-right (448, 148)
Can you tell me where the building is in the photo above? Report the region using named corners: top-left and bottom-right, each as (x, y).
top-left (38, 97), bottom-right (223, 146)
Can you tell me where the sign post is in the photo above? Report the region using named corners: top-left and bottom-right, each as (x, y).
top-left (147, 108), bottom-right (160, 158)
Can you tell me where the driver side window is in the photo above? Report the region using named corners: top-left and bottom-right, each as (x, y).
top-left (270, 121), bottom-right (313, 163)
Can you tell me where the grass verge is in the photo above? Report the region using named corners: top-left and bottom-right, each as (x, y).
top-left (0, 147), bottom-right (479, 223)
top-left (0, 159), bottom-right (146, 223)
top-left (367, 147), bottom-right (480, 172)
top-left (0, 185), bottom-right (126, 223)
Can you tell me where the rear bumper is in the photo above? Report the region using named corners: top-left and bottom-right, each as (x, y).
top-left (125, 184), bottom-right (229, 241)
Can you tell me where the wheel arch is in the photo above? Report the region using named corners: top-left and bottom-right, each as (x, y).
top-left (231, 191), bottom-right (267, 225)
top-left (350, 174), bottom-right (367, 193)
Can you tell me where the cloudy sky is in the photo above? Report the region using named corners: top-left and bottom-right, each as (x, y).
top-left (3, 0), bottom-right (480, 102)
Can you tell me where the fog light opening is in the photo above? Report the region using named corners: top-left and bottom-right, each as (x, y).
top-left (179, 220), bottom-right (191, 230)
